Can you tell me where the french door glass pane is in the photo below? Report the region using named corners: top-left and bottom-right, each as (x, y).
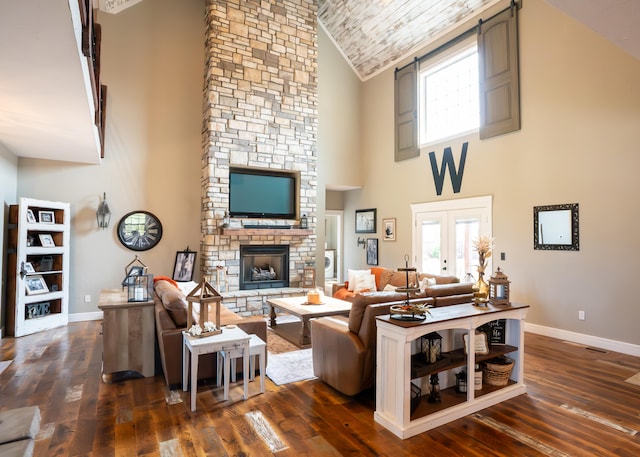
top-left (420, 220), bottom-right (441, 274)
top-left (455, 218), bottom-right (479, 280)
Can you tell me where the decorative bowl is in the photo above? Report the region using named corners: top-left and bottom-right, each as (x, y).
top-left (390, 303), bottom-right (432, 316)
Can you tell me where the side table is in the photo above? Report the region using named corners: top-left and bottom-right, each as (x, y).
top-left (98, 289), bottom-right (155, 382)
top-left (182, 326), bottom-right (250, 411)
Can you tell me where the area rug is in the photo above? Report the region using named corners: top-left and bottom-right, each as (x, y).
top-left (266, 348), bottom-right (315, 385)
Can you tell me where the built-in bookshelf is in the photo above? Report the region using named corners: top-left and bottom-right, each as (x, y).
top-left (6, 198), bottom-right (70, 337)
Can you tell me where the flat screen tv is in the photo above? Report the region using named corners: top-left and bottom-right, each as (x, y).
top-left (229, 168), bottom-right (297, 219)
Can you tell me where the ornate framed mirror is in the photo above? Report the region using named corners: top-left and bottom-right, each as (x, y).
top-left (533, 203), bottom-right (579, 251)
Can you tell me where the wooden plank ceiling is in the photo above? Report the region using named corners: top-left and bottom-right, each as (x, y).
top-left (318, 0), bottom-right (500, 80)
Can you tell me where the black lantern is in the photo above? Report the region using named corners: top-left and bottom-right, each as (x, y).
top-left (427, 374), bottom-right (441, 403)
top-left (421, 331), bottom-right (442, 364)
top-left (122, 272), bottom-right (153, 302)
top-left (300, 213), bottom-right (308, 229)
top-left (489, 267), bottom-right (511, 306)
top-left (96, 192), bottom-right (111, 229)
top-left (455, 371), bottom-right (468, 393)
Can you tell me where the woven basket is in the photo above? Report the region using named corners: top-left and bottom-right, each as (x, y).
top-left (482, 356), bottom-right (514, 386)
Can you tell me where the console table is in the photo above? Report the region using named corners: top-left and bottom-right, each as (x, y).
top-left (374, 302), bottom-right (529, 439)
top-left (98, 289), bottom-right (155, 382)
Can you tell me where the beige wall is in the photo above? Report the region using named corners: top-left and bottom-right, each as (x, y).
top-left (0, 143), bottom-right (18, 332)
top-left (344, 0), bottom-right (640, 345)
top-left (317, 26), bottom-right (362, 276)
top-left (14, 0), bottom-right (205, 315)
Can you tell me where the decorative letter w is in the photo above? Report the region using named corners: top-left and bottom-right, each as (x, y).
top-left (428, 142), bottom-right (468, 195)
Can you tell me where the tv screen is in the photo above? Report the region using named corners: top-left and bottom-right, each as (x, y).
top-left (229, 168), bottom-right (296, 219)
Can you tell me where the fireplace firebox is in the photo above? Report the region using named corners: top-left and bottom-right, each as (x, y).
top-left (240, 245), bottom-right (290, 290)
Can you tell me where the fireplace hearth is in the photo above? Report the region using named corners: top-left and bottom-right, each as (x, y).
top-left (240, 245), bottom-right (290, 290)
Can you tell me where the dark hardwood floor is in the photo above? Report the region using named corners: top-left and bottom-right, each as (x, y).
top-left (1, 321), bottom-right (639, 456)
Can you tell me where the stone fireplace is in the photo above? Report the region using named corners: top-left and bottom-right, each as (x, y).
top-left (199, 0), bottom-right (318, 314)
top-left (240, 245), bottom-right (290, 290)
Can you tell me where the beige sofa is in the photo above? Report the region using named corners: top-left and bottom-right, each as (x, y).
top-left (153, 278), bottom-right (267, 388)
top-left (311, 267), bottom-right (473, 396)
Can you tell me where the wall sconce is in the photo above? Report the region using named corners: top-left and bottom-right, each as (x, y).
top-left (96, 192), bottom-right (111, 229)
top-left (357, 237), bottom-right (366, 249)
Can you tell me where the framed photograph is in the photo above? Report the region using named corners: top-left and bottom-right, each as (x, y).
top-left (23, 262), bottom-right (36, 274)
top-left (366, 238), bottom-right (378, 266)
top-left (26, 209), bottom-right (36, 223)
top-left (173, 250), bottom-right (197, 282)
top-left (39, 234), bottom-right (55, 247)
top-left (25, 275), bottom-right (49, 295)
top-left (383, 218), bottom-right (396, 241)
top-left (40, 256), bottom-right (53, 271)
top-left (38, 210), bottom-right (55, 224)
top-left (355, 208), bottom-right (376, 233)
top-left (463, 331), bottom-right (490, 355)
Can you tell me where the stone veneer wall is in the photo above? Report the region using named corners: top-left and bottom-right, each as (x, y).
top-left (201, 0), bottom-right (318, 315)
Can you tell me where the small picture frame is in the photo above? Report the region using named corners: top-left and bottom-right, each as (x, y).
top-left (26, 209), bottom-right (37, 223)
top-left (463, 331), bottom-right (490, 355)
top-left (24, 262), bottom-right (36, 274)
top-left (366, 238), bottom-right (378, 266)
top-left (355, 208), bottom-right (376, 233)
top-left (173, 250), bottom-right (197, 282)
top-left (39, 234), bottom-right (55, 247)
top-left (478, 319), bottom-right (507, 345)
top-left (25, 275), bottom-right (49, 295)
top-left (383, 218), bottom-right (396, 241)
top-left (38, 210), bottom-right (55, 224)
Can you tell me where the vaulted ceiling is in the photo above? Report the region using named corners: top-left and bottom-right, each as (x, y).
top-left (319, 0), bottom-right (640, 81)
top-left (0, 0), bottom-right (638, 163)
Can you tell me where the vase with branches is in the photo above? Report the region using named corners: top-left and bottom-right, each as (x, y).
top-left (472, 235), bottom-right (493, 304)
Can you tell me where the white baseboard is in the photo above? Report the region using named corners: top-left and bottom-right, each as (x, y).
top-left (69, 311), bottom-right (103, 322)
top-left (525, 322), bottom-right (640, 357)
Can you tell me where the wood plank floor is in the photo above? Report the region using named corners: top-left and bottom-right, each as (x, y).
top-left (1, 321), bottom-right (639, 456)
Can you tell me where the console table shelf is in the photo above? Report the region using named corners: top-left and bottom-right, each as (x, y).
top-left (375, 302), bottom-right (529, 439)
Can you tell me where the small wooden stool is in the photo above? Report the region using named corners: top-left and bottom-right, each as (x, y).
top-left (217, 334), bottom-right (266, 396)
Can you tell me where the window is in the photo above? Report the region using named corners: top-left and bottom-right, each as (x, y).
top-left (394, 4), bottom-right (520, 161)
top-left (419, 39), bottom-right (479, 146)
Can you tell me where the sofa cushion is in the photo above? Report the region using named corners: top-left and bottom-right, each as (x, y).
top-left (419, 273), bottom-right (460, 285)
top-left (353, 274), bottom-right (377, 294)
top-left (426, 282), bottom-right (474, 297)
top-left (155, 280), bottom-right (188, 327)
top-left (347, 269), bottom-right (371, 291)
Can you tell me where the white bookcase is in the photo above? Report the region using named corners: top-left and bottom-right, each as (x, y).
top-left (6, 198), bottom-right (70, 337)
top-left (375, 303), bottom-right (529, 439)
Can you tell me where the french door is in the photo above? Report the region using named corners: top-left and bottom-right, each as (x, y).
top-left (411, 196), bottom-right (492, 279)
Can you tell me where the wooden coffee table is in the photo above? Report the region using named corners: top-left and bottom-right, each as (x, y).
top-left (267, 295), bottom-right (352, 347)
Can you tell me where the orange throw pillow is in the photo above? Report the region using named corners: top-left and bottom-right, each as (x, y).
top-left (153, 276), bottom-right (179, 289)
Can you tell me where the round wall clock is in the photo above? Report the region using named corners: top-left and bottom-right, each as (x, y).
top-left (117, 211), bottom-right (163, 251)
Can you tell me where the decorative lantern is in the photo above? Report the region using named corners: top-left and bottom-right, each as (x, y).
top-left (300, 213), bottom-right (308, 229)
top-left (122, 255), bottom-right (152, 302)
top-left (427, 373), bottom-right (441, 404)
top-left (123, 273), bottom-right (153, 302)
top-left (186, 279), bottom-right (222, 335)
top-left (455, 371), bottom-right (468, 393)
top-left (96, 192), bottom-right (111, 229)
top-left (302, 261), bottom-right (316, 288)
top-left (420, 331), bottom-right (442, 364)
top-left (489, 267), bottom-right (511, 306)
